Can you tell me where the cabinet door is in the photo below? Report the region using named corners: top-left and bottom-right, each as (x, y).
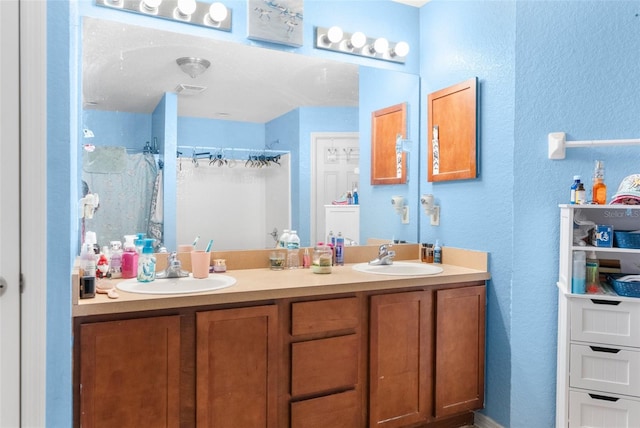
top-left (79, 316), bottom-right (181, 428)
top-left (196, 305), bottom-right (278, 428)
top-left (369, 291), bottom-right (432, 428)
top-left (435, 285), bottom-right (486, 417)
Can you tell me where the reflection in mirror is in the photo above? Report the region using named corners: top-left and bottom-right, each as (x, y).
top-left (80, 17), bottom-right (419, 251)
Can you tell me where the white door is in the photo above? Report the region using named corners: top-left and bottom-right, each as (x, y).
top-left (0, 1), bottom-right (22, 426)
top-left (310, 132), bottom-right (359, 244)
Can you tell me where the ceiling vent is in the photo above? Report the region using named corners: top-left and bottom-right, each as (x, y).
top-left (175, 84), bottom-right (207, 95)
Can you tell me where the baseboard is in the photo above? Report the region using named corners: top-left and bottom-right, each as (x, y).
top-left (474, 412), bottom-right (504, 428)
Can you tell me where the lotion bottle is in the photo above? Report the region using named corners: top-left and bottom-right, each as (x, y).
top-left (433, 240), bottom-right (442, 264)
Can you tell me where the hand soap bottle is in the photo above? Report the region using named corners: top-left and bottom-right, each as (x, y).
top-left (137, 238), bottom-right (156, 282)
top-left (121, 235), bottom-right (138, 279)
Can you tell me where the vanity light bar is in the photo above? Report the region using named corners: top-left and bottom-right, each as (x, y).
top-left (95, 0), bottom-right (232, 32)
top-left (314, 26), bottom-right (409, 64)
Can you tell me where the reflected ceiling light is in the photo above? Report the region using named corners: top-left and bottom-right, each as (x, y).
top-left (206, 2), bottom-right (228, 25)
top-left (370, 37), bottom-right (389, 54)
top-left (347, 31), bottom-right (367, 49)
top-left (140, 0), bottom-right (162, 14)
top-left (176, 57), bottom-right (211, 78)
top-left (391, 41), bottom-right (410, 58)
top-left (322, 26), bottom-right (344, 44)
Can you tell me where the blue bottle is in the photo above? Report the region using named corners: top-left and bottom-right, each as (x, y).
top-left (353, 188), bottom-right (359, 205)
top-left (137, 239), bottom-right (156, 282)
top-left (335, 232), bottom-right (345, 266)
top-left (570, 175), bottom-right (581, 204)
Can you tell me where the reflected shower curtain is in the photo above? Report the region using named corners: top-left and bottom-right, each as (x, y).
top-left (82, 148), bottom-right (159, 248)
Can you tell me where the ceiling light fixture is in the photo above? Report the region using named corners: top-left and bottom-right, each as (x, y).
top-left (176, 57), bottom-right (211, 78)
top-left (97, 0), bottom-right (232, 32)
top-left (314, 27), bottom-right (409, 64)
top-left (206, 2), bottom-right (228, 26)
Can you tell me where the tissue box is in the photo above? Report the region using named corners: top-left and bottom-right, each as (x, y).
top-left (590, 225), bottom-right (614, 247)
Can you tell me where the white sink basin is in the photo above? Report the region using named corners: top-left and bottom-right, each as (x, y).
top-left (352, 262), bottom-right (443, 276)
top-left (116, 274), bottom-right (236, 295)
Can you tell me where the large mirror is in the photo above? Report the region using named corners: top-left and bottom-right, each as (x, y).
top-left (80, 17), bottom-right (420, 251)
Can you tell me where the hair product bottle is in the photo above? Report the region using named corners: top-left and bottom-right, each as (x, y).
top-left (592, 160), bottom-right (606, 204)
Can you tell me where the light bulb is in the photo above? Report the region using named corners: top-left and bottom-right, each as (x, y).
top-left (348, 31), bottom-right (366, 49)
top-left (325, 26), bottom-right (343, 44)
top-left (208, 2), bottom-right (228, 23)
top-left (372, 37), bottom-right (389, 54)
top-left (140, 0), bottom-right (162, 12)
top-left (391, 41), bottom-right (410, 57)
top-left (176, 0), bottom-right (196, 16)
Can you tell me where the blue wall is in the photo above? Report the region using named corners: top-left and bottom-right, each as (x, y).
top-left (422, 1), bottom-right (640, 427)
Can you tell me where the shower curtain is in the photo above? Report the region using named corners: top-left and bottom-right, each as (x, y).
top-left (82, 148), bottom-right (160, 248)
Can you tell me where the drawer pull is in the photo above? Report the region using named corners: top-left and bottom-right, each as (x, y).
top-left (589, 346), bottom-right (621, 354)
top-left (588, 393), bottom-right (619, 402)
top-left (590, 299), bottom-right (621, 306)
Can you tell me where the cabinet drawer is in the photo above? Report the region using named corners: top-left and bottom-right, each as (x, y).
top-left (291, 389), bottom-right (359, 428)
top-left (569, 390), bottom-right (640, 428)
top-left (291, 297), bottom-right (359, 336)
top-left (570, 344), bottom-right (640, 396)
top-left (570, 298), bottom-right (640, 348)
top-left (291, 334), bottom-right (359, 397)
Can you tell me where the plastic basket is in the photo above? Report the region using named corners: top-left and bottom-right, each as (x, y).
top-left (614, 231), bottom-right (640, 249)
top-left (607, 274), bottom-right (640, 298)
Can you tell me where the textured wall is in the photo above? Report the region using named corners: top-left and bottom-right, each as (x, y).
top-left (422, 1), bottom-right (640, 427)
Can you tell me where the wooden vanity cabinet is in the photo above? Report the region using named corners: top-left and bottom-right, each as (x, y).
top-left (78, 315), bottom-right (181, 428)
top-left (75, 282), bottom-right (485, 428)
top-left (434, 285), bottom-right (486, 418)
top-left (196, 305), bottom-right (278, 428)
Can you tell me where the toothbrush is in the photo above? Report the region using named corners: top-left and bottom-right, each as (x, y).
top-left (192, 236), bottom-right (200, 248)
top-left (205, 239), bottom-right (213, 253)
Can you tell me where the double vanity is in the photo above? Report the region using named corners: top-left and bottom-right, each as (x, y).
top-left (72, 245), bottom-right (489, 428)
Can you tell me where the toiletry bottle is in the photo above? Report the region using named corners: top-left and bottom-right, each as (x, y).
top-left (353, 188), bottom-right (359, 205)
top-left (108, 241), bottom-right (123, 279)
top-left (421, 243), bottom-right (428, 262)
top-left (570, 175), bottom-right (581, 204)
top-left (278, 229), bottom-right (290, 249)
top-left (592, 161), bottom-right (606, 205)
top-left (575, 182), bottom-right (586, 205)
top-left (137, 239), bottom-right (156, 282)
top-left (302, 248), bottom-right (310, 268)
top-left (335, 232), bottom-right (345, 266)
top-left (287, 230), bottom-right (300, 269)
top-left (433, 240), bottom-right (442, 264)
top-left (586, 251), bottom-right (599, 293)
top-left (347, 192), bottom-right (353, 205)
top-left (572, 251), bottom-right (586, 294)
top-left (80, 242), bottom-right (96, 277)
top-left (121, 235), bottom-right (138, 279)
top-left (328, 230), bottom-right (336, 247)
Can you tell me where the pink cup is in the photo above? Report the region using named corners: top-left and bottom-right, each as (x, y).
top-left (191, 251), bottom-right (210, 279)
top-left (178, 244), bottom-right (194, 253)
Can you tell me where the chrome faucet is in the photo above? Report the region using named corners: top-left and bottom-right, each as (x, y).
top-left (369, 244), bottom-right (396, 265)
top-left (156, 251), bottom-right (190, 279)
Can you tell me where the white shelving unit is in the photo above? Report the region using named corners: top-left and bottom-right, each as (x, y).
top-left (556, 205), bottom-right (640, 428)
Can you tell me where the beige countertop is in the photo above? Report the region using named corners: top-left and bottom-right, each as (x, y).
top-left (73, 246), bottom-right (490, 317)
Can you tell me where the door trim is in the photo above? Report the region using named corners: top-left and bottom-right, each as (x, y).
top-left (20, 1), bottom-right (47, 426)
top-left (310, 132), bottom-right (359, 246)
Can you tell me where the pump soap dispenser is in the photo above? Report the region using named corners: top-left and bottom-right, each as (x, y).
top-left (137, 239), bottom-right (156, 283)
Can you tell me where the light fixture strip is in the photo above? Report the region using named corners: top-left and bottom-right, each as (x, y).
top-left (314, 26), bottom-right (408, 64)
top-left (96, 0), bottom-right (232, 32)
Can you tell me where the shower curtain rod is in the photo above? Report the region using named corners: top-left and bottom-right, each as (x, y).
top-left (176, 145), bottom-right (290, 155)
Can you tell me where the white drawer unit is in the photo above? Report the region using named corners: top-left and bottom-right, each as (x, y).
top-left (569, 390), bottom-right (640, 428)
top-left (570, 343), bottom-right (640, 397)
top-left (556, 205), bottom-right (640, 428)
top-left (570, 298), bottom-right (640, 348)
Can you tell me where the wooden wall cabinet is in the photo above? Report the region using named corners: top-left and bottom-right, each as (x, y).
top-left (427, 78), bottom-right (478, 182)
top-left (371, 103), bottom-right (407, 185)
